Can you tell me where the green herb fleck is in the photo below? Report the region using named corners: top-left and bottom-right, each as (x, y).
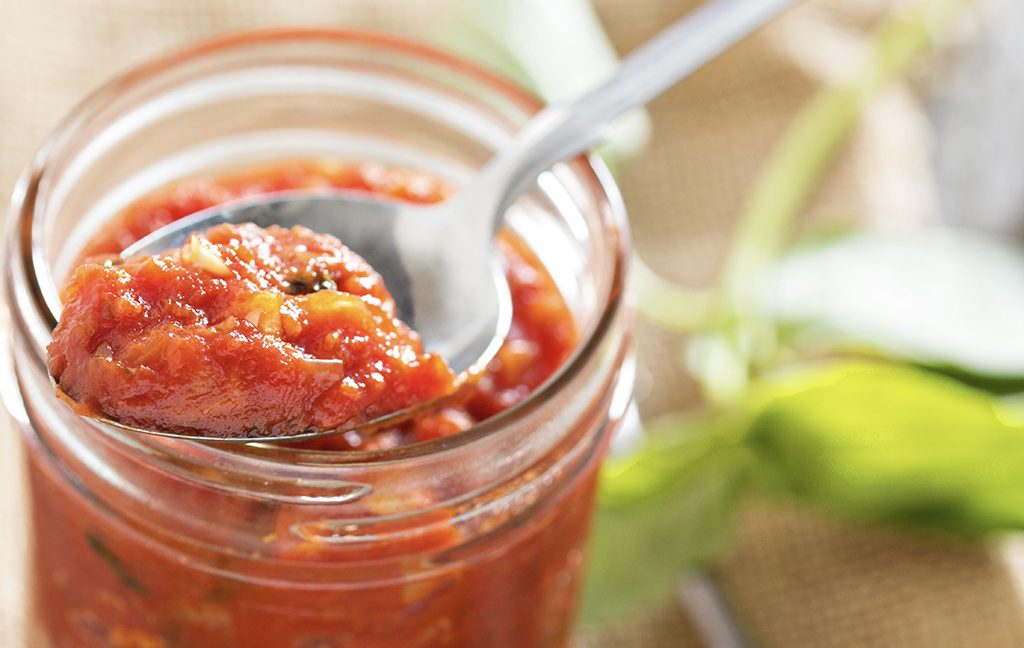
top-left (86, 532), bottom-right (149, 595)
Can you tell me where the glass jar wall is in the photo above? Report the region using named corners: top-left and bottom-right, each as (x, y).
top-left (3, 29), bottom-right (632, 648)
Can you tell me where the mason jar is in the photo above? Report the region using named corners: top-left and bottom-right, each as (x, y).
top-left (3, 28), bottom-right (633, 648)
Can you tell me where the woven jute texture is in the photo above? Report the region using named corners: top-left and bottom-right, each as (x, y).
top-left (3, 1), bottom-right (1023, 646)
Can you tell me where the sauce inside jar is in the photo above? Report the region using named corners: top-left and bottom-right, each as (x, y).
top-left (51, 159), bottom-right (577, 449)
top-left (29, 159), bottom-right (599, 648)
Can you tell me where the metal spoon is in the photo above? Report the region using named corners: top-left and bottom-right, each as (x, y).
top-left (83, 0), bottom-right (794, 441)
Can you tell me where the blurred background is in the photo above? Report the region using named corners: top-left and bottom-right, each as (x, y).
top-left (4, 0), bottom-right (1024, 646)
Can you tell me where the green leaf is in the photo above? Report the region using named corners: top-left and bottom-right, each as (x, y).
top-left (764, 229), bottom-right (1024, 380)
top-left (747, 362), bottom-right (1024, 534)
top-left (580, 414), bottom-right (749, 623)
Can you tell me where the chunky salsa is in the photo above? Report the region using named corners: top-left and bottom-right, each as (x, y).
top-left (49, 222), bottom-right (456, 439)
top-left (29, 160), bottom-right (599, 647)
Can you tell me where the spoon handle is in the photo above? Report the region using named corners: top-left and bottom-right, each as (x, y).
top-left (474, 0), bottom-right (796, 220)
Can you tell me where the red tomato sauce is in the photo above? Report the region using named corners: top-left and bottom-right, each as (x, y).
top-left (49, 222), bottom-right (456, 439)
top-left (29, 160), bottom-right (598, 647)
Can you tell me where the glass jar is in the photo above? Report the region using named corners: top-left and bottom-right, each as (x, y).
top-left (3, 29), bottom-right (632, 648)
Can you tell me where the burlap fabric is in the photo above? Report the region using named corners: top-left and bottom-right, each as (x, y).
top-left (3, 1), bottom-right (1022, 646)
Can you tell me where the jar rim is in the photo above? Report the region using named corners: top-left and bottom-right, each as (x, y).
top-left (10, 27), bottom-right (630, 468)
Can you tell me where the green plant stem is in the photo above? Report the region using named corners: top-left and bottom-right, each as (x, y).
top-left (631, 255), bottom-right (718, 332)
top-left (720, 0), bottom-right (975, 309)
